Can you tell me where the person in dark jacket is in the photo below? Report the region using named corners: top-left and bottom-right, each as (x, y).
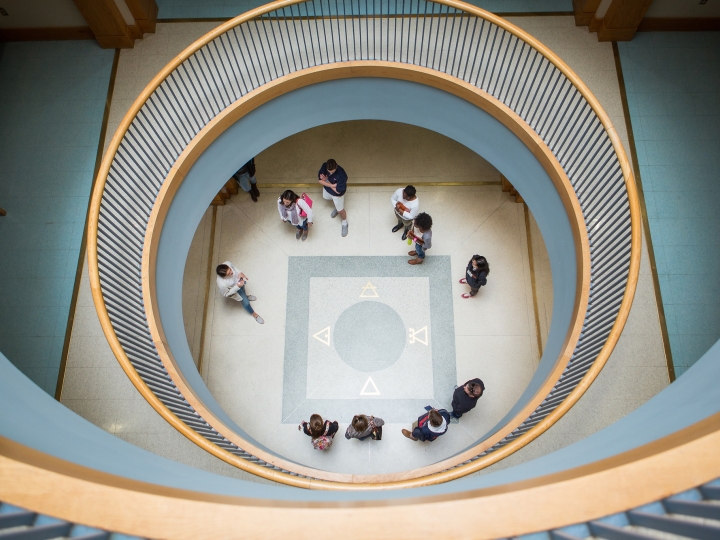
top-left (401, 407), bottom-right (450, 442)
top-left (345, 414), bottom-right (384, 441)
top-left (451, 379), bottom-right (485, 419)
top-left (318, 158), bottom-right (349, 237)
top-left (299, 414), bottom-right (339, 450)
top-left (460, 254), bottom-right (489, 298)
top-left (232, 158), bottom-right (260, 202)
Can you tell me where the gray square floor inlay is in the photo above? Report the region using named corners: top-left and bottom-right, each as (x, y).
top-left (283, 256), bottom-right (456, 423)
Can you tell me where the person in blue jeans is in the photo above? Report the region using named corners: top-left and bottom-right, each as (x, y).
top-left (407, 212), bottom-right (432, 265)
top-left (215, 261), bottom-right (264, 324)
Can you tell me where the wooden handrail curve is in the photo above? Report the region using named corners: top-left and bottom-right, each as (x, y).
top-left (87, 0), bottom-right (641, 487)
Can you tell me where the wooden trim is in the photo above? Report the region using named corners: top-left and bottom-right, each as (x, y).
top-left (72, 0), bottom-right (134, 48)
top-left (140, 61), bottom-right (590, 487)
top-left (572, 0), bottom-right (602, 26)
top-left (55, 49), bottom-right (121, 402)
top-left (0, 27), bottom-right (94, 41)
top-left (524, 203), bottom-right (544, 360)
top-left (637, 17), bottom-right (720, 32)
top-left (125, 0), bottom-right (158, 33)
top-left (597, 0), bottom-right (654, 41)
top-left (612, 42), bottom-right (674, 383)
top-left (2, 413), bottom-right (720, 538)
top-left (196, 206), bottom-right (217, 375)
top-left (87, 0), bottom-right (640, 488)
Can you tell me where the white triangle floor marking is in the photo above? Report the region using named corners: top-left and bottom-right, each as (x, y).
top-left (312, 326), bottom-right (331, 346)
top-left (360, 376), bottom-right (380, 396)
top-left (359, 281), bottom-right (379, 298)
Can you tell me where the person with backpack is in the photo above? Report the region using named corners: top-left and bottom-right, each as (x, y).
top-left (460, 255), bottom-right (490, 298)
top-left (232, 157), bottom-right (260, 202)
top-left (299, 414), bottom-right (339, 450)
top-left (278, 189), bottom-right (313, 241)
top-left (344, 414), bottom-right (384, 441)
top-left (318, 158), bottom-right (349, 237)
top-left (401, 407), bottom-right (450, 442)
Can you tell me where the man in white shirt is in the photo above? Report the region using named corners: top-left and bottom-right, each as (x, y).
top-left (215, 261), bottom-right (264, 324)
top-left (390, 185), bottom-right (419, 240)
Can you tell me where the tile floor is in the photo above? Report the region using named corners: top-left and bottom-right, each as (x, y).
top-left (618, 32), bottom-right (720, 378)
top-left (195, 180), bottom-right (541, 475)
top-left (0, 41), bottom-right (114, 395)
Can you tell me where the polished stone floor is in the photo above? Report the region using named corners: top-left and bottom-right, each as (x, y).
top-left (194, 179), bottom-right (543, 475)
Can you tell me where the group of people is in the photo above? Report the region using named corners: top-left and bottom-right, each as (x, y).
top-left (299, 378), bottom-right (485, 450)
top-left (218, 158), bottom-right (492, 323)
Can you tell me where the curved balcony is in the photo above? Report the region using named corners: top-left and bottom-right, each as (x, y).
top-left (85, 0), bottom-right (640, 487)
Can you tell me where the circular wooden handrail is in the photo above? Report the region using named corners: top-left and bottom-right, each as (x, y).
top-left (87, 0), bottom-right (641, 487)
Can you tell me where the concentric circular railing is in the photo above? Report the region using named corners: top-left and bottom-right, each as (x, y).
top-left (88, 0), bottom-right (640, 488)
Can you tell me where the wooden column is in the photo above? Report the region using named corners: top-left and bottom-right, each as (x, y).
top-left (124, 0), bottom-right (159, 34)
top-left (72, 0), bottom-right (134, 48)
top-left (597, 0), bottom-right (655, 41)
top-left (573, 0), bottom-right (603, 26)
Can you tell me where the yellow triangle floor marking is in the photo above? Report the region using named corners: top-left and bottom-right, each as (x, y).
top-left (360, 376), bottom-right (380, 396)
top-left (359, 281), bottom-right (379, 298)
top-left (408, 326), bottom-right (428, 345)
top-left (312, 326), bottom-right (331, 346)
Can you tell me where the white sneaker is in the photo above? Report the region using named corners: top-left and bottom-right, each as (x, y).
top-left (247, 295), bottom-right (256, 301)
top-left (331, 209), bottom-right (338, 218)
top-left (254, 314), bottom-right (264, 324)
top-left (341, 223), bottom-right (348, 237)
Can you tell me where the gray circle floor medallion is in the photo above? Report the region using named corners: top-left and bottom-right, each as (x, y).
top-left (333, 301), bottom-right (406, 372)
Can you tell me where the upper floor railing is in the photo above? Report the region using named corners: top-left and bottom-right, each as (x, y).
top-left (88, 0), bottom-right (640, 487)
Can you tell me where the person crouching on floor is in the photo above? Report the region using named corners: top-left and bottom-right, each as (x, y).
top-left (215, 262), bottom-right (264, 324)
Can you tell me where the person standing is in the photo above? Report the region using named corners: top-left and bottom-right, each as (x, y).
top-left (460, 255), bottom-right (490, 298)
top-left (232, 158), bottom-right (260, 202)
top-left (345, 414), bottom-right (384, 441)
top-left (215, 261), bottom-right (264, 324)
top-left (390, 185), bottom-right (419, 240)
top-left (451, 379), bottom-right (485, 419)
top-left (401, 407), bottom-right (450, 442)
top-left (318, 158), bottom-right (349, 237)
top-left (299, 414), bottom-right (339, 450)
top-left (407, 212), bottom-right (432, 265)
top-left (278, 189), bottom-right (313, 241)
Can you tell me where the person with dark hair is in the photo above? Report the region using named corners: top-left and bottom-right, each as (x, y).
top-left (232, 157), bottom-right (260, 202)
top-left (299, 413), bottom-right (339, 450)
top-left (277, 189), bottom-right (313, 241)
top-left (451, 378), bottom-right (485, 419)
top-left (390, 185), bottom-right (419, 240)
top-left (460, 255), bottom-right (490, 298)
top-left (215, 261), bottom-right (264, 324)
top-left (407, 212), bottom-right (433, 265)
top-left (318, 158), bottom-right (349, 237)
top-left (402, 407), bottom-right (450, 442)
top-left (345, 414), bottom-right (385, 441)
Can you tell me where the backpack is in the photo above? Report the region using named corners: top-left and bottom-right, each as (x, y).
top-left (312, 435), bottom-right (333, 451)
top-left (299, 193), bottom-right (313, 218)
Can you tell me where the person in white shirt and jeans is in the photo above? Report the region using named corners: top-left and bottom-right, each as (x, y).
top-left (390, 185), bottom-right (419, 240)
top-left (215, 261), bottom-right (264, 324)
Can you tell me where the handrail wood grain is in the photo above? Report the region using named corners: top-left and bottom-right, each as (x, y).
top-left (2, 412), bottom-right (719, 539)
